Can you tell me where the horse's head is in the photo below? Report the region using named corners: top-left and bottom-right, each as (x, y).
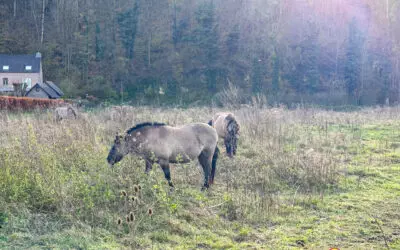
top-left (226, 117), bottom-right (240, 157)
top-left (227, 118), bottom-right (240, 136)
top-left (107, 134), bottom-right (129, 166)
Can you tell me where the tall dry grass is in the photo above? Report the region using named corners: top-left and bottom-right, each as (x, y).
top-left (1, 105), bottom-right (400, 240)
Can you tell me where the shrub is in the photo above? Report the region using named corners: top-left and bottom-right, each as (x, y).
top-left (0, 96), bottom-right (64, 111)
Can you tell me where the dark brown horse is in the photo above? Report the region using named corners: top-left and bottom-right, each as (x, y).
top-left (107, 122), bottom-right (219, 190)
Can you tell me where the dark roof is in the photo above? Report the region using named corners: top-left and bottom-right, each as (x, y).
top-left (0, 53), bottom-right (41, 73)
top-left (127, 122), bottom-right (166, 134)
top-left (25, 82), bottom-right (63, 99)
top-left (45, 81), bottom-right (64, 96)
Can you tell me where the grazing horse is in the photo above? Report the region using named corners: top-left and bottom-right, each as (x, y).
top-left (54, 105), bottom-right (77, 122)
top-left (107, 122), bottom-right (219, 190)
top-left (208, 112), bottom-right (240, 157)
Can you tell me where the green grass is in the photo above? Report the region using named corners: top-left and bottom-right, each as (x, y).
top-left (1, 107), bottom-right (400, 249)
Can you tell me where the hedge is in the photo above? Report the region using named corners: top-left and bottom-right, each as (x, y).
top-left (0, 96), bottom-right (64, 111)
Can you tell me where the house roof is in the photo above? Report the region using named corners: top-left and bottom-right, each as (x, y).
top-left (0, 53), bottom-right (41, 73)
top-left (25, 82), bottom-right (63, 99)
top-left (45, 81), bottom-right (64, 96)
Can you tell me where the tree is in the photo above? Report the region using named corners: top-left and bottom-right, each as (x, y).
top-left (226, 25), bottom-right (240, 55)
top-left (95, 22), bottom-right (105, 61)
top-left (171, 0), bottom-right (179, 47)
top-left (193, 1), bottom-right (220, 92)
top-left (117, 1), bottom-right (140, 60)
top-left (271, 51), bottom-right (280, 95)
top-left (344, 18), bottom-right (364, 104)
top-left (304, 31), bottom-right (319, 93)
top-left (251, 58), bottom-right (263, 94)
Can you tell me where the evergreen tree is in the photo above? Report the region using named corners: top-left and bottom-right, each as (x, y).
top-left (374, 52), bottom-right (392, 104)
top-left (226, 25), bottom-right (239, 55)
top-left (272, 51), bottom-right (280, 95)
top-left (117, 1), bottom-right (140, 59)
top-left (304, 32), bottom-right (319, 93)
top-left (171, 0), bottom-right (179, 47)
top-left (95, 22), bottom-right (105, 61)
top-left (344, 18), bottom-right (364, 104)
top-left (251, 58), bottom-right (263, 94)
top-left (194, 1), bottom-right (219, 91)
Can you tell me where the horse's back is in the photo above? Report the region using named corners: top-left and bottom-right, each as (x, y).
top-left (172, 123), bottom-right (217, 146)
top-left (154, 123), bottom-right (217, 162)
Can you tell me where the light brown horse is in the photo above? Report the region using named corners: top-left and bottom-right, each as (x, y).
top-left (107, 122), bottom-right (219, 190)
top-left (208, 112), bottom-right (240, 157)
top-left (54, 105), bottom-right (78, 122)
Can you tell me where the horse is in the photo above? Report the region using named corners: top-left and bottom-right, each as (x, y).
top-left (54, 105), bottom-right (78, 122)
top-left (208, 112), bottom-right (240, 157)
top-left (107, 122), bottom-right (220, 190)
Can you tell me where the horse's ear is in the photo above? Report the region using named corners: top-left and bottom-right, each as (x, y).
top-left (115, 136), bottom-right (121, 144)
top-left (115, 132), bottom-right (123, 144)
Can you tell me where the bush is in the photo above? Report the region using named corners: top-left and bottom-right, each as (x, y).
top-left (0, 96), bottom-right (64, 111)
top-left (214, 80), bottom-right (245, 108)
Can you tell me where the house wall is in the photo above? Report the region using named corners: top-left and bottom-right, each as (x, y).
top-left (25, 88), bottom-right (49, 99)
top-left (0, 72), bottom-right (42, 89)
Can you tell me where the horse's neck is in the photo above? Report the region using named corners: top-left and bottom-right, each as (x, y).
top-left (126, 129), bottom-right (149, 152)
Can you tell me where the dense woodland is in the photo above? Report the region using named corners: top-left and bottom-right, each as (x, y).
top-left (1, 0), bottom-right (400, 106)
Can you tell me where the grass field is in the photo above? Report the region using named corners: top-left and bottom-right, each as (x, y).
top-left (0, 106), bottom-right (399, 249)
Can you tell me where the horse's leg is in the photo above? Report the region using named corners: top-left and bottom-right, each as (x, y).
top-left (224, 136), bottom-right (233, 158)
top-left (198, 151), bottom-right (212, 190)
top-left (232, 136), bottom-right (237, 156)
top-left (160, 160), bottom-right (174, 188)
top-left (210, 146), bottom-right (219, 185)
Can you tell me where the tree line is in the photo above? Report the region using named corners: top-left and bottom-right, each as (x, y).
top-left (1, 0), bottom-right (400, 106)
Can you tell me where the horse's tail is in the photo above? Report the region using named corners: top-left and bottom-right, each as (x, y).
top-left (210, 145), bottom-right (219, 184)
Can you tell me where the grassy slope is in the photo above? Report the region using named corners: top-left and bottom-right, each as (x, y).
top-left (0, 108), bottom-right (400, 249)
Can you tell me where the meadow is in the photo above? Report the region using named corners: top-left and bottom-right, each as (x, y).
top-left (0, 105), bottom-right (399, 249)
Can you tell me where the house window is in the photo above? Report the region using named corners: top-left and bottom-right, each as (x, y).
top-left (3, 78), bottom-right (8, 86)
top-left (2, 65), bottom-right (9, 71)
top-left (25, 65), bottom-right (32, 71)
top-left (23, 78), bottom-right (32, 89)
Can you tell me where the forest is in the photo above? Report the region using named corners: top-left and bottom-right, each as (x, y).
top-left (2, 1), bottom-right (400, 248)
top-left (1, 0), bottom-right (400, 106)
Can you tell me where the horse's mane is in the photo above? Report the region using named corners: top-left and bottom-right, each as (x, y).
top-left (225, 114), bottom-right (240, 134)
top-left (126, 122), bottom-right (166, 134)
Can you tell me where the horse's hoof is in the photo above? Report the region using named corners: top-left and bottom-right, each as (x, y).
top-left (201, 185), bottom-right (209, 191)
top-left (169, 187), bottom-right (175, 193)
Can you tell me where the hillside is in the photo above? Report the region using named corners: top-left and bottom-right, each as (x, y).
top-left (1, 0), bottom-right (400, 105)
